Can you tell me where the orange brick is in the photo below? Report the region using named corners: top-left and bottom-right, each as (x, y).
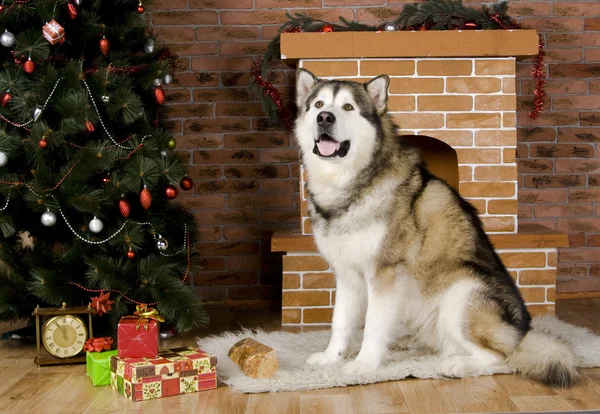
top-left (303, 218), bottom-right (313, 235)
top-left (508, 270), bottom-right (518, 282)
top-left (303, 308), bottom-right (333, 324)
top-left (446, 77), bottom-right (501, 93)
top-left (547, 251), bottom-right (558, 267)
top-left (283, 255), bottom-right (329, 272)
top-left (475, 130), bottom-right (517, 147)
top-left (303, 273), bottom-right (336, 289)
top-left (417, 96), bottom-right (473, 112)
top-left (282, 291), bottom-right (330, 306)
top-left (361, 60), bottom-right (414, 76)
top-left (474, 60), bottom-right (515, 75)
top-left (282, 308), bottom-right (301, 324)
top-left (499, 252), bottom-right (546, 268)
top-left (388, 96), bottom-right (416, 111)
top-left (459, 166), bottom-right (473, 182)
top-left (465, 198), bottom-right (486, 214)
top-left (502, 78), bottom-right (516, 94)
top-left (503, 113), bottom-right (517, 128)
top-left (460, 182), bottom-right (515, 197)
top-left (520, 287), bottom-right (546, 303)
top-left (547, 287), bottom-right (556, 303)
top-left (301, 200), bottom-right (309, 218)
top-left (302, 60), bottom-right (358, 77)
top-left (417, 60), bottom-right (472, 76)
top-left (475, 96), bottom-right (516, 111)
top-left (488, 199), bottom-right (518, 215)
top-left (283, 273), bottom-right (300, 289)
top-left (456, 148), bottom-right (502, 164)
top-left (418, 130), bottom-right (473, 147)
top-left (519, 269), bottom-right (557, 285)
top-left (474, 166), bottom-right (517, 181)
top-left (503, 148), bottom-right (516, 163)
top-left (447, 113), bottom-right (501, 129)
top-left (391, 113), bottom-right (444, 129)
top-left (481, 216), bottom-right (516, 233)
top-left (390, 78), bottom-right (444, 94)
top-left (526, 304), bottom-right (555, 317)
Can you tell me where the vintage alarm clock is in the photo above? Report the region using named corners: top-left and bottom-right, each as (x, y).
top-left (32, 303), bottom-right (95, 366)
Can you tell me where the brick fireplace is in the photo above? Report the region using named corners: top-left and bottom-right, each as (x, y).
top-left (272, 30), bottom-right (569, 326)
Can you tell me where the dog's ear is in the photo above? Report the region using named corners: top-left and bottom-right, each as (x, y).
top-left (365, 75), bottom-right (390, 114)
top-left (296, 68), bottom-right (319, 108)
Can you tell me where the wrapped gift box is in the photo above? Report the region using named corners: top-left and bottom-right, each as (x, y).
top-left (117, 317), bottom-right (159, 359)
top-left (110, 347), bottom-right (217, 401)
top-left (42, 20), bottom-right (65, 45)
top-left (87, 349), bottom-right (118, 386)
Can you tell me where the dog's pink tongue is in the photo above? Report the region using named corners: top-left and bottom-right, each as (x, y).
top-left (317, 140), bottom-right (340, 156)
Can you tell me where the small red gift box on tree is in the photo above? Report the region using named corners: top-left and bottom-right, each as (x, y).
top-left (42, 20), bottom-right (65, 45)
top-left (117, 305), bottom-right (164, 359)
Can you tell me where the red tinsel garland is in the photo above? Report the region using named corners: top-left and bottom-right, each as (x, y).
top-left (528, 34), bottom-right (546, 120)
top-left (251, 58), bottom-right (293, 129)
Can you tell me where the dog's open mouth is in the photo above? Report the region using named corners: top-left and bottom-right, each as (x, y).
top-left (313, 133), bottom-right (351, 158)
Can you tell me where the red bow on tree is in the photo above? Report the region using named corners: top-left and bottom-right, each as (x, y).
top-left (90, 291), bottom-right (114, 316)
top-left (84, 336), bottom-right (113, 352)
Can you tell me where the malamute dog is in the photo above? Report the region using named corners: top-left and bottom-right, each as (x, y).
top-left (295, 68), bottom-right (579, 387)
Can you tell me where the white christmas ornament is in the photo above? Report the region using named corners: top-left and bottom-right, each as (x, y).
top-left (89, 216), bottom-right (104, 233)
top-left (101, 95), bottom-right (110, 103)
top-left (0, 151), bottom-right (7, 167)
top-left (0, 29), bottom-right (16, 47)
top-left (41, 210), bottom-right (57, 227)
top-left (144, 39), bottom-right (155, 54)
top-left (163, 74), bottom-right (172, 84)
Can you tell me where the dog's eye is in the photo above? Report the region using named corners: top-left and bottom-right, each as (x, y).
top-left (343, 104), bottom-right (354, 111)
top-left (315, 101), bottom-right (324, 108)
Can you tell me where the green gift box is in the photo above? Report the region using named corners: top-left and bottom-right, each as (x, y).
top-left (87, 349), bottom-right (118, 386)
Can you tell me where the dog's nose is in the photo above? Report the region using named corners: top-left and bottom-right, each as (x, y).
top-left (317, 111), bottom-right (336, 127)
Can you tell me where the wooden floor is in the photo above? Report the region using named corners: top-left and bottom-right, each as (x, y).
top-left (2, 299), bottom-right (600, 414)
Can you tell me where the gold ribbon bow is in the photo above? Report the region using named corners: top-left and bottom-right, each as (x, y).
top-left (124, 305), bottom-right (165, 331)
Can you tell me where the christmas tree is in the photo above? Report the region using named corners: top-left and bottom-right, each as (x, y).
top-left (0, 0), bottom-right (208, 333)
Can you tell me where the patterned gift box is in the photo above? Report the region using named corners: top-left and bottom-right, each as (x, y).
top-left (87, 349), bottom-right (118, 387)
top-left (110, 347), bottom-right (217, 401)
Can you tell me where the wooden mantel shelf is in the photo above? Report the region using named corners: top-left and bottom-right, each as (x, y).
top-left (280, 30), bottom-right (539, 60)
top-left (272, 224), bottom-right (568, 253)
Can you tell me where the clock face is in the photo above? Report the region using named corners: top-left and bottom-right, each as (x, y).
top-left (42, 315), bottom-right (88, 358)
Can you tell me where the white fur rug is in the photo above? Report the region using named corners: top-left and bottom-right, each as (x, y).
top-left (197, 317), bottom-right (600, 393)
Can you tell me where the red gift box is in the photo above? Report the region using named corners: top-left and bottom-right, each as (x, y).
top-left (118, 317), bottom-right (159, 359)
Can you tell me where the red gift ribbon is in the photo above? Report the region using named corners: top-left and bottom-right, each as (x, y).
top-left (84, 337), bottom-right (113, 352)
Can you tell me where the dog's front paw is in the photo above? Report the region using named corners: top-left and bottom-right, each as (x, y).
top-left (437, 357), bottom-right (467, 378)
top-left (306, 351), bottom-right (341, 366)
top-left (342, 359), bottom-right (377, 375)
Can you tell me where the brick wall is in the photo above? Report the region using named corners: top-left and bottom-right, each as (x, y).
top-left (152, 0), bottom-right (600, 304)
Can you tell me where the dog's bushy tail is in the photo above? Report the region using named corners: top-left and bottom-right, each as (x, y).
top-left (507, 329), bottom-right (580, 388)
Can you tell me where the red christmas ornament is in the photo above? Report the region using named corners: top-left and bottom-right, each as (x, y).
top-left (85, 120), bottom-right (95, 132)
top-left (180, 176), bottom-right (194, 191)
top-left (67, 3), bottom-right (77, 19)
top-left (463, 22), bottom-right (477, 30)
top-left (1, 91), bottom-right (11, 107)
top-left (137, 2), bottom-right (145, 13)
top-left (90, 291), bottom-right (114, 316)
top-left (140, 186), bottom-right (152, 210)
top-left (154, 85), bottom-right (165, 105)
top-left (165, 184), bottom-right (178, 200)
top-left (127, 249), bottom-right (136, 259)
top-left (119, 197), bottom-right (131, 218)
top-left (23, 58), bottom-right (35, 74)
top-left (322, 24), bottom-right (334, 32)
top-left (38, 139), bottom-right (48, 148)
top-left (0, 5), bottom-right (4, 12)
top-left (418, 25), bottom-right (428, 31)
top-left (99, 36), bottom-right (110, 56)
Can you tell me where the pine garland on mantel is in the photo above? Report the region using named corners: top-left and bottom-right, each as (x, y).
top-left (252, 0), bottom-right (545, 129)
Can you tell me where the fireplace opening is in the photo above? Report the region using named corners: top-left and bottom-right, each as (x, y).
top-left (401, 135), bottom-right (459, 191)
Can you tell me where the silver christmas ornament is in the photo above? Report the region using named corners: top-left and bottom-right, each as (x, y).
top-left (1, 29), bottom-right (16, 47)
top-left (33, 106), bottom-right (43, 121)
top-left (160, 330), bottom-right (174, 340)
top-left (101, 95), bottom-right (110, 103)
top-left (89, 216), bottom-right (104, 233)
top-left (160, 150), bottom-right (168, 157)
top-left (144, 38), bottom-right (155, 54)
top-left (41, 210), bottom-right (57, 227)
top-left (0, 151), bottom-right (7, 167)
top-left (156, 235), bottom-right (168, 251)
top-left (163, 74), bottom-right (172, 84)
top-left (153, 78), bottom-right (162, 87)
top-left (73, 0), bottom-right (81, 4)
top-left (384, 23), bottom-right (398, 31)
